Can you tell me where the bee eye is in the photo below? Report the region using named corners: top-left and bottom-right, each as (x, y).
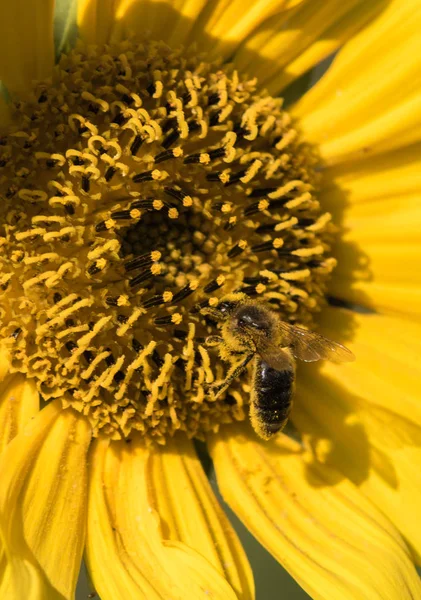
top-left (238, 315), bottom-right (265, 330)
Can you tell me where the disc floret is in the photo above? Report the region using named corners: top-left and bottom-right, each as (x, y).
top-left (0, 40), bottom-right (335, 442)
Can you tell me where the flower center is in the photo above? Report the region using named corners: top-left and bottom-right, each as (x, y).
top-left (0, 40), bottom-right (335, 442)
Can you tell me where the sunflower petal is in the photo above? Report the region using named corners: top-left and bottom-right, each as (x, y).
top-left (149, 435), bottom-right (254, 599)
top-left (293, 0), bottom-right (421, 164)
top-left (295, 306), bottom-right (421, 561)
top-left (188, 0), bottom-right (304, 60)
top-left (209, 422), bottom-right (421, 600)
top-left (0, 547), bottom-right (59, 600)
top-left (334, 281), bottom-right (421, 321)
top-left (234, 0), bottom-right (387, 95)
top-left (147, 0), bottom-right (209, 50)
top-left (321, 143), bottom-right (421, 207)
top-left (77, 0), bottom-right (116, 45)
top-left (78, 0), bottom-right (208, 47)
top-left (313, 96), bottom-right (421, 166)
top-left (265, 0), bottom-right (389, 95)
top-left (78, 0), bottom-right (302, 50)
top-left (54, 0), bottom-right (78, 57)
top-left (86, 437), bottom-right (238, 600)
top-left (0, 91), bottom-right (11, 129)
top-left (0, 1), bottom-right (55, 95)
top-left (112, 0), bottom-right (209, 48)
top-left (320, 148), bottom-right (421, 317)
top-left (0, 401), bottom-right (91, 599)
top-left (0, 348), bottom-right (11, 383)
top-left (331, 198), bottom-right (421, 285)
top-left (0, 374), bottom-right (39, 453)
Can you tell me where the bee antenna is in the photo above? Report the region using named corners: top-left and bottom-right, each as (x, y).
top-left (218, 300), bottom-right (237, 314)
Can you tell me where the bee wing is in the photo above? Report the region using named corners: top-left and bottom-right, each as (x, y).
top-left (278, 322), bottom-right (355, 363)
top-left (254, 339), bottom-right (291, 371)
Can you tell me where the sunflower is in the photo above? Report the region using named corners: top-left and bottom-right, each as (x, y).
top-left (0, 1), bottom-right (420, 599)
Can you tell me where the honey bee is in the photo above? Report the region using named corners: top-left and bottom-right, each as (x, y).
top-left (202, 296), bottom-right (355, 439)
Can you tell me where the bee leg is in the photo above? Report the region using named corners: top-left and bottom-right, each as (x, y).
top-left (205, 353), bottom-right (254, 400)
top-left (198, 306), bottom-right (226, 322)
top-left (205, 335), bottom-right (223, 347)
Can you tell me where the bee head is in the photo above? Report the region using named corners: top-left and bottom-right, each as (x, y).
top-left (233, 304), bottom-right (272, 336)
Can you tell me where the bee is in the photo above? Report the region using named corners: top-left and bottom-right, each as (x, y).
top-left (202, 295), bottom-right (355, 440)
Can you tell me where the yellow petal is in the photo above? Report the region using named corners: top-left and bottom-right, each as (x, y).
top-left (0, 374), bottom-right (39, 453)
top-left (234, 0), bottom-right (386, 95)
top-left (77, 0), bottom-right (117, 45)
top-left (209, 423), bottom-right (421, 600)
top-left (335, 196), bottom-right (421, 243)
top-left (332, 280), bottom-right (421, 321)
top-left (78, 0), bottom-right (208, 47)
top-left (321, 151), bottom-right (421, 317)
top-left (148, 0), bottom-right (209, 49)
top-left (321, 143), bottom-right (421, 207)
top-left (315, 96), bottom-right (421, 166)
top-left (294, 0), bottom-right (421, 164)
top-left (0, 546), bottom-right (59, 600)
top-left (78, 0), bottom-right (303, 52)
top-left (188, 0), bottom-right (304, 60)
top-left (86, 437), bottom-right (238, 600)
top-left (321, 144), bottom-right (421, 316)
top-left (265, 0), bottom-right (389, 95)
top-left (0, 347), bottom-right (11, 383)
top-left (294, 306), bottom-right (421, 560)
top-left (0, 91), bottom-right (11, 129)
top-left (150, 435), bottom-right (254, 599)
top-left (332, 199), bottom-right (421, 278)
top-left (0, 1), bottom-right (55, 95)
top-left (113, 0), bottom-right (209, 47)
top-left (0, 401), bottom-right (91, 599)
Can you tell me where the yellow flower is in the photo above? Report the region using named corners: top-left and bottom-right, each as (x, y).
top-left (0, 1), bottom-right (420, 599)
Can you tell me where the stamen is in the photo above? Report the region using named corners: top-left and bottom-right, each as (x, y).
top-left (130, 135), bottom-right (143, 155)
top-left (228, 240), bottom-right (248, 258)
top-left (129, 264), bottom-right (162, 288)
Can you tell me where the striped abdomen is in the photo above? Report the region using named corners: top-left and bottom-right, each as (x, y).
top-left (250, 356), bottom-right (295, 439)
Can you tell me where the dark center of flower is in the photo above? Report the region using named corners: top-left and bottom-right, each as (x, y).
top-left (0, 39), bottom-right (335, 442)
